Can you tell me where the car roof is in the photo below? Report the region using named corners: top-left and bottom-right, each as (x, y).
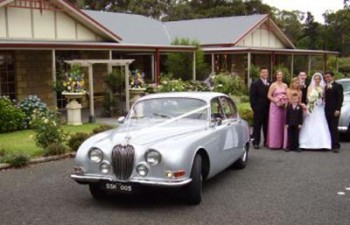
top-left (138, 92), bottom-right (227, 103)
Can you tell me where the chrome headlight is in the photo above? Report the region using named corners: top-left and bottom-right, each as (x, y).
top-left (89, 148), bottom-right (103, 163)
top-left (136, 164), bottom-right (149, 177)
top-left (145, 149), bottom-right (161, 166)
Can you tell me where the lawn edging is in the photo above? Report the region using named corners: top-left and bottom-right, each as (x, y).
top-left (0, 152), bottom-right (77, 170)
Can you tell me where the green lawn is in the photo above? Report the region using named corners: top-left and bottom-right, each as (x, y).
top-left (0, 123), bottom-right (102, 157)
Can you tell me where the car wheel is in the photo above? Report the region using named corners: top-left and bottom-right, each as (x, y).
top-left (184, 154), bottom-right (202, 205)
top-left (232, 143), bottom-right (249, 170)
top-left (89, 184), bottom-right (108, 200)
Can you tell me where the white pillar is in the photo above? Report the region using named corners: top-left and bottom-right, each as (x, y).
top-left (88, 64), bottom-right (95, 122)
top-left (193, 51), bottom-right (196, 81)
top-left (108, 50), bottom-right (113, 73)
top-left (125, 64), bottom-right (130, 112)
top-left (247, 52), bottom-right (251, 87)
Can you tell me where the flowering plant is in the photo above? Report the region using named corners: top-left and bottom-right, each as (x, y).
top-left (307, 87), bottom-right (323, 113)
top-left (130, 70), bottom-right (145, 89)
top-left (275, 94), bottom-right (288, 107)
top-left (62, 64), bottom-right (86, 93)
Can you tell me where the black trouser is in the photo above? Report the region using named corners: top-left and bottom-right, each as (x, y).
top-left (252, 110), bottom-right (268, 146)
top-left (326, 113), bottom-right (340, 149)
top-left (288, 125), bottom-right (299, 150)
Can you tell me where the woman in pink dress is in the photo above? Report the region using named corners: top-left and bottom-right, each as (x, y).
top-left (266, 71), bottom-right (288, 149)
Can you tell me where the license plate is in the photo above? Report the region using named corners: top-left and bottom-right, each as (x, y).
top-left (105, 182), bottom-right (133, 193)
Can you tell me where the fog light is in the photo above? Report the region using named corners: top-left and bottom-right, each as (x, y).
top-left (166, 171), bottom-right (173, 178)
top-left (136, 164), bottom-right (148, 177)
top-left (99, 162), bottom-right (111, 174)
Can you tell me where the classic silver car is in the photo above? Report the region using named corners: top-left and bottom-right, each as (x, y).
top-left (337, 79), bottom-right (350, 136)
top-left (71, 92), bottom-right (250, 204)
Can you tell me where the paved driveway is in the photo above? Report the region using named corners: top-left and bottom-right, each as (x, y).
top-left (1, 145), bottom-right (349, 225)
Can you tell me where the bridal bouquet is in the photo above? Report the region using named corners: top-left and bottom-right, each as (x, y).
top-left (275, 94), bottom-right (288, 107)
top-left (307, 87), bottom-right (323, 113)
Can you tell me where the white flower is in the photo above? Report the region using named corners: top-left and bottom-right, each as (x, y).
top-left (44, 119), bottom-right (49, 124)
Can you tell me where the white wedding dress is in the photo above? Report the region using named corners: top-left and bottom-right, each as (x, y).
top-left (299, 87), bottom-right (331, 149)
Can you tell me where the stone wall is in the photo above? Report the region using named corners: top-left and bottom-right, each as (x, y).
top-left (15, 50), bottom-right (55, 107)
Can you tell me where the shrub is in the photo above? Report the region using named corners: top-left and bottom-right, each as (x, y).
top-left (92, 125), bottom-right (114, 135)
top-left (0, 96), bottom-right (26, 133)
top-left (4, 152), bottom-right (30, 168)
top-left (240, 95), bottom-right (250, 103)
top-left (238, 103), bottom-right (253, 126)
top-left (157, 75), bottom-right (187, 92)
top-left (212, 74), bottom-right (244, 95)
top-left (67, 132), bottom-right (91, 151)
top-left (185, 80), bottom-right (211, 92)
top-left (43, 143), bottom-right (68, 156)
top-left (31, 110), bottom-right (67, 149)
top-left (0, 147), bottom-right (7, 163)
top-left (19, 95), bottom-right (49, 129)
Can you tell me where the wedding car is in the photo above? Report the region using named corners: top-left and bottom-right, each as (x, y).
top-left (337, 78), bottom-right (350, 136)
top-left (70, 92), bottom-right (250, 204)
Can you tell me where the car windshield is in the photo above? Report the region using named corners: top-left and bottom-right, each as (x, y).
top-left (338, 80), bottom-right (350, 92)
top-left (129, 97), bottom-right (208, 121)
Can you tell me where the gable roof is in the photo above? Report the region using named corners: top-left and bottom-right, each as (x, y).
top-left (0, 0), bottom-right (122, 42)
top-left (84, 10), bottom-right (171, 45)
top-left (165, 14), bottom-right (267, 46)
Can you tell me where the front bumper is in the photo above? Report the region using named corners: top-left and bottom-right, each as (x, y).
top-left (70, 174), bottom-right (192, 187)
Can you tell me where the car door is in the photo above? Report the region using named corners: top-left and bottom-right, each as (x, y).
top-left (219, 96), bottom-right (243, 162)
top-left (207, 97), bottom-right (235, 171)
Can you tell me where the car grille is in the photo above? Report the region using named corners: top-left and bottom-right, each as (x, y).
top-left (111, 144), bottom-right (135, 181)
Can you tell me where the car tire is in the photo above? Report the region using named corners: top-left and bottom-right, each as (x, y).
top-left (184, 154), bottom-right (202, 205)
top-left (232, 143), bottom-right (249, 170)
top-left (89, 184), bottom-right (107, 200)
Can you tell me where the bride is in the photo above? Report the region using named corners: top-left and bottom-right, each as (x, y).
top-left (299, 73), bottom-right (331, 149)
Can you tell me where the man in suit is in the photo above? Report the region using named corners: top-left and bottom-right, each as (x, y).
top-left (285, 94), bottom-right (303, 152)
top-left (324, 71), bottom-right (344, 153)
top-left (249, 67), bottom-right (270, 149)
top-left (298, 71), bottom-right (308, 104)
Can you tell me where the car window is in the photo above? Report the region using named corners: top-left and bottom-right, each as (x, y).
top-left (219, 97), bottom-right (238, 119)
top-left (210, 97), bottom-right (224, 120)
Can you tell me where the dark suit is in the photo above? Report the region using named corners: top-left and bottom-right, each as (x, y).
top-left (249, 79), bottom-right (270, 146)
top-left (300, 83), bottom-right (308, 104)
top-left (286, 104), bottom-right (303, 150)
top-left (325, 81), bottom-right (344, 149)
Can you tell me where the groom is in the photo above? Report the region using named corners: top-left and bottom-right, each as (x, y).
top-left (324, 71), bottom-right (344, 153)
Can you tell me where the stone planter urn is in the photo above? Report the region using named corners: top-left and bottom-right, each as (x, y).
top-left (129, 88), bottom-right (146, 108)
top-left (62, 92), bottom-right (85, 125)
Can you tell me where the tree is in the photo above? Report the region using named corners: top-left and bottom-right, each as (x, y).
top-left (166, 38), bottom-right (209, 80)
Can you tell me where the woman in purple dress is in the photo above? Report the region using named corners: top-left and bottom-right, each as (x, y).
top-left (266, 71), bottom-right (288, 149)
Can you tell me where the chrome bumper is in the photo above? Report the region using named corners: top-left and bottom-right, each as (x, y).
top-left (70, 174), bottom-right (192, 187)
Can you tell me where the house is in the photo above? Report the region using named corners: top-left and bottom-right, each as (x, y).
top-left (0, 0), bottom-right (337, 112)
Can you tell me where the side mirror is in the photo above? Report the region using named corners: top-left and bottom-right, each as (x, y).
top-left (118, 116), bottom-right (126, 124)
top-left (210, 117), bottom-right (222, 127)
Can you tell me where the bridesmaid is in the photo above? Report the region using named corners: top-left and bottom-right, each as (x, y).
top-left (266, 71), bottom-right (288, 149)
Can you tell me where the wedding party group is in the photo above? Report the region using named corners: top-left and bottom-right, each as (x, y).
top-left (249, 67), bottom-right (344, 153)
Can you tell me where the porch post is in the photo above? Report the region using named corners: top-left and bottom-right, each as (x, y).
top-left (52, 49), bottom-right (57, 107)
top-left (108, 50), bottom-right (113, 73)
top-left (308, 55), bottom-right (312, 76)
top-left (88, 64), bottom-right (95, 123)
top-left (192, 51), bottom-right (196, 80)
top-left (247, 52), bottom-right (251, 87)
top-left (156, 49), bottom-right (161, 84)
top-left (151, 54), bottom-right (155, 82)
top-left (211, 53), bottom-right (215, 73)
top-left (125, 64), bottom-right (130, 112)
top-left (290, 54), bottom-right (294, 77)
